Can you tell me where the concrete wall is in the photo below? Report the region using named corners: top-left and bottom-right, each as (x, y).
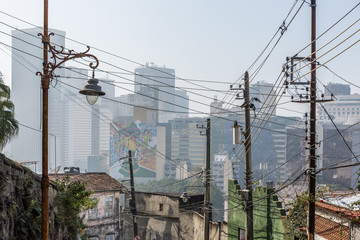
top-left (228, 180), bottom-right (286, 240)
top-left (350, 221), bottom-right (360, 240)
top-left (136, 192), bottom-right (179, 218)
top-left (179, 210), bottom-right (228, 240)
top-left (123, 210), bottom-right (180, 240)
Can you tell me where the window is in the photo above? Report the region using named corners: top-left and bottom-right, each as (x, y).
top-left (105, 234), bottom-right (115, 240)
top-left (88, 198), bottom-right (98, 219)
top-left (105, 196), bottom-right (114, 217)
top-left (88, 207), bottom-right (98, 220)
top-left (159, 203), bottom-right (163, 212)
top-left (238, 228), bottom-right (245, 240)
top-left (119, 193), bottom-right (125, 207)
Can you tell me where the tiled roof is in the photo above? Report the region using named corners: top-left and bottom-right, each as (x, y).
top-left (315, 215), bottom-right (349, 240)
top-left (316, 201), bottom-right (360, 222)
top-left (49, 172), bottom-right (126, 192)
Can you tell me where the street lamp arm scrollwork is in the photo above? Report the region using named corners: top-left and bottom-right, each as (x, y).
top-left (36, 32), bottom-right (99, 79)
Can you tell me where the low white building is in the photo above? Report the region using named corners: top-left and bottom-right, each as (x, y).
top-left (318, 94), bottom-right (360, 122)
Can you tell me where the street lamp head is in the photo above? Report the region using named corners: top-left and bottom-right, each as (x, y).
top-left (79, 77), bottom-right (105, 105)
top-left (180, 191), bottom-right (190, 203)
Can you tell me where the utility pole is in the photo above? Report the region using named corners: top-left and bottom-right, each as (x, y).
top-left (197, 119), bottom-right (211, 240)
top-left (286, 2), bottom-right (332, 239)
top-left (308, 0), bottom-right (317, 239)
top-left (129, 150), bottom-right (138, 238)
top-left (41, 1), bottom-right (50, 238)
top-left (204, 118), bottom-right (211, 240)
top-left (244, 71), bottom-right (253, 240)
top-left (40, 1), bottom-right (102, 239)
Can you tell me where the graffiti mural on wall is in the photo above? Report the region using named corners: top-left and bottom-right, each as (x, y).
top-left (110, 120), bottom-right (157, 178)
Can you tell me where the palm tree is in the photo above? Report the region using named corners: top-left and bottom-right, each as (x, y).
top-left (0, 72), bottom-right (18, 150)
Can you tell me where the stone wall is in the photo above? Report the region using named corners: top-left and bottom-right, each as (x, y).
top-left (0, 154), bottom-right (64, 239)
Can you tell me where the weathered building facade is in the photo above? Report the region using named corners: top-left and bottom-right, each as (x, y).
top-left (50, 172), bottom-right (126, 240)
top-left (123, 191), bottom-right (227, 240)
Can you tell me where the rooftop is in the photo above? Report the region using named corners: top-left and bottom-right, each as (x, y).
top-left (49, 172), bottom-right (126, 192)
top-left (316, 200), bottom-right (360, 223)
top-left (315, 214), bottom-right (349, 240)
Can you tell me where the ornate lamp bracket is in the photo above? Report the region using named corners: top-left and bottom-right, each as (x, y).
top-left (36, 32), bottom-right (99, 80)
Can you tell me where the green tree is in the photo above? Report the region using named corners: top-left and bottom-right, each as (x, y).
top-left (284, 186), bottom-right (330, 239)
top-left (283, 191), bottom-right (308, 240)
top-left (0, 74), bottom-right (18, 150)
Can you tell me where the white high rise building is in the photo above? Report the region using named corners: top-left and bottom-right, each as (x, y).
top-left (174, 89), bottom-right (189, 118)
top-left (60, 68), bottom-right (114, 172)
top-left (6, 28), bottom-right (65, 172)
top-left (7, 28), bottom-right (114, 173)
top-left (134, 64), bottom-right (176, 123)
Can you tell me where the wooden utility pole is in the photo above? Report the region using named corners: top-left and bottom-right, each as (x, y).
top-left (204, 118), bottom-right (211, 240)
top-left (41, 1), bottom-right (50, 239)
top-left (129, 150), bottom-right (138, 238)
top-left (244, 71), bottom-right (253, 240)
top-left (40, 1), bottom-right (101, 239)
top-left (308, 0), bottom-right (317, 239)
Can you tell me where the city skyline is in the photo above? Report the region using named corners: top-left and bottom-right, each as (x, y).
top-left (0, 1), bottom-right (359, 118)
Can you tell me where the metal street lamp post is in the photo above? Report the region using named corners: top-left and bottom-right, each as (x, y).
top-left (38, 1), bottom-right (105, 239)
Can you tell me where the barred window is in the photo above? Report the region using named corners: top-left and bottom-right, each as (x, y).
top-left (105, 196), bottom-right (114, 217)
top-left (88, 198), bottom-right (98, 220)
top-left (105, 234), bottom-right (114, 240)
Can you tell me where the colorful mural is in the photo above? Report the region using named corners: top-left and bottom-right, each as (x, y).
top-left (110, 121), bottom-right (157, 178)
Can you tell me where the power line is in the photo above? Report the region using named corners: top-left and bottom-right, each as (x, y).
top-left (1, 37), bottom-right (310, 184)
top-left (319, 102), bottom-right (359, 164)
top-left (322, 64), bottom-right (360, 89)
top-left (219, 0), bottom-right (305, 116)
top-left (0, 30), bottom-right (330, 127)
top-left (5, 47), bottom-right (201, 183)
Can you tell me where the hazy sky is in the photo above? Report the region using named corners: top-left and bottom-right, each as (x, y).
top-left (0, 0), bottom-right (359, 117)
